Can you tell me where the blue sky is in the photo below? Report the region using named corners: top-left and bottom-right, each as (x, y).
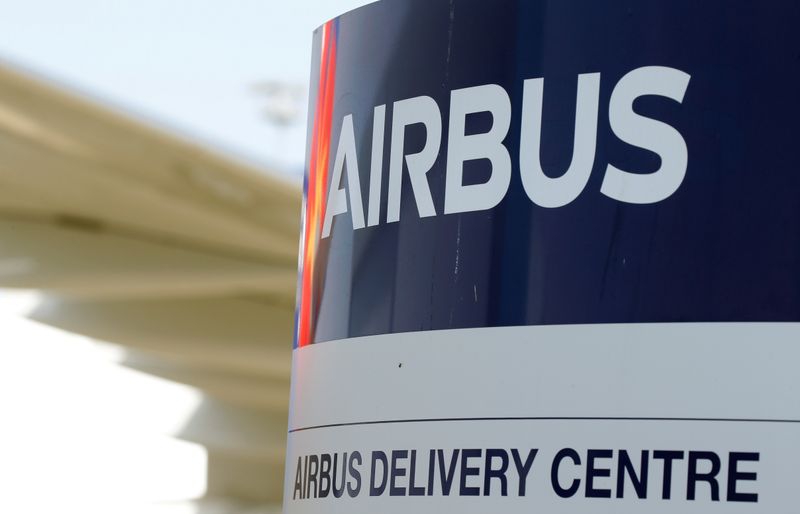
top-left (0, 0), bottom-right (372, 178)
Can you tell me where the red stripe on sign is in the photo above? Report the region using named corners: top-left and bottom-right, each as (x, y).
top-left (298, 21), bottom-right (337, 347)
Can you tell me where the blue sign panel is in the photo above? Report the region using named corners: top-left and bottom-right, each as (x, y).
top-left (297, 0), bottom-right (800, 346)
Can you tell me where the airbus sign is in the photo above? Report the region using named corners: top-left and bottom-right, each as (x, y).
top-left (323, 66), bottom-right (691, 237)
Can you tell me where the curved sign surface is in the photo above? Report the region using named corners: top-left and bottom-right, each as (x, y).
top-left (286, 1), bottom-right (800, 512)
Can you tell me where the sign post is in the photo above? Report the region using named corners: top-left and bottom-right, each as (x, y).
top-left (286, 1), bottom-right (800, 512)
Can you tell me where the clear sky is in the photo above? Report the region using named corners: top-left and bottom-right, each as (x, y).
top-left (0, 0), bottom-right (373, 178)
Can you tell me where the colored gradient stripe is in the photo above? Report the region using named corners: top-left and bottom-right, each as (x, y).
top-left (297, 20), bottom-right (338, 348)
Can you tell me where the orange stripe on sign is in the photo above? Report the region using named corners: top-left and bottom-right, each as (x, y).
top-left (298, 21), bottom-right (337, 347)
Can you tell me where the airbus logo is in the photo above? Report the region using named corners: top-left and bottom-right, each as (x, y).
top-left (322, 66), bottom-right (691, 238)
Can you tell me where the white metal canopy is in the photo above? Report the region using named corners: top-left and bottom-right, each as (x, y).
top-left (0, 62), bottom-right (301, 510)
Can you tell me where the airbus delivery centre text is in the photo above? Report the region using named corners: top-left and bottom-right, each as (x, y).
top-left (292, 447), bottom-right (759, 504)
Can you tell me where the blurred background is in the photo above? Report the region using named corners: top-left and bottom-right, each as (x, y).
top-left (0, 1), bottom-right (369, 512)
